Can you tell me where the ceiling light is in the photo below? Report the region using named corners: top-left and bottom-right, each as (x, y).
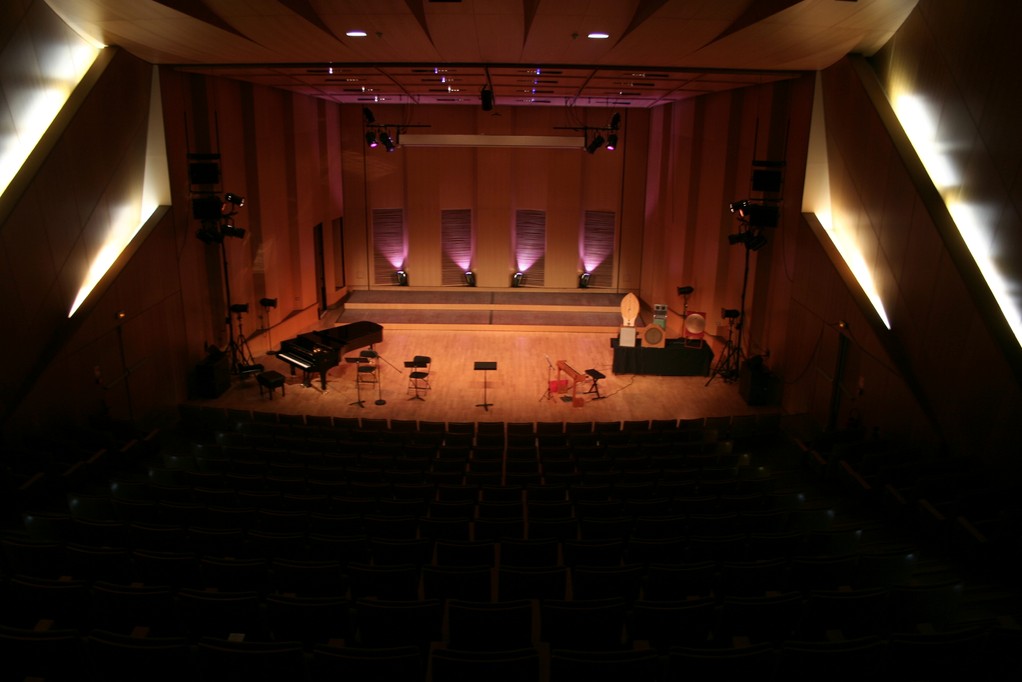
top-left (588, 32), bottom-right (610, 39)
top-left (346, 30), bottom-right (367, 37)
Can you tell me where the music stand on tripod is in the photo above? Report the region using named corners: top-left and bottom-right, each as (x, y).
top-left (540, 355), bottom-right (557, 401)
top-left (474, 361), bottom-right (496, 411)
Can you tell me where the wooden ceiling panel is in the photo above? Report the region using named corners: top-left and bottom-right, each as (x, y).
top-left (48, 0), bottom-right (917, 108)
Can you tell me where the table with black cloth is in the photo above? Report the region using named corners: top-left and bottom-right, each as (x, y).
top-left (611, 337), bottom-right (714, 376)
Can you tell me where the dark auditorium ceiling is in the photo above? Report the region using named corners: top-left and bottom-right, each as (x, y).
top-left (48, 0), bottom-right (917, 108)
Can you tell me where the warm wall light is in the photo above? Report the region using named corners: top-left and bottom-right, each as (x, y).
top-left (465, 270), bottom-right (476, 287)
top-left (396, 269), bottom-right (408, 286)
top-left (578, 272), bottom-right (591, 288)
top-left (512, 271), bottom-right (524, 287)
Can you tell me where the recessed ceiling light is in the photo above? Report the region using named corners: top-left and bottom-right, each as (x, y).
top-left (346, 30), bottom-right (368, 37)
top-left (588, 32), bottom-right (610, 39)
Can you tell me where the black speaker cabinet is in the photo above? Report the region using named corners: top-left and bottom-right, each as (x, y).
top-left (195, 352), bottom-right (230, 399)
top-left (739, 358), bottom-right (775, 406)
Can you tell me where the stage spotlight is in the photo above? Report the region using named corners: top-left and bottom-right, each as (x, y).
top-left (229, 303), bottom-right (250, 314)
top-left (728, 232), bottom-right (748, 246)
top-left (363, 107), bottom-right (376, 124)
top-left (259, 298), bottom-right (277, 309)
top-left (585, 135), bottom-right (605, 154)
top-left (481, 87), bottom-right (494, 111)
top-left (464, 270), bottom-right (476, 287)
top-left (220, 222), bottom-right (246, 239)
top-left (677, 285), bottom-right (694, 296)
top-left (609, 112), bottom-right (621, 130)
top-left (224, 193), bottom-right (245, 208)
top-left (722, 308), bottom-right (740, 319)
top-left (512, 271), bottom-right (524, 288)
top-left (730, 200), bottom-right (751, 218)
top-left (605, 133), bottom-right (618, 151)
top-left (365, 131), bottom-right (378, 148)
top-left (746, 233), bottom-right (769, 251)
top-left (578, 272), bottom-right (592, 288)
top-left (379, 130), bottom-right (396, 152)
top-left (396, 269), bottom-right (408, 286)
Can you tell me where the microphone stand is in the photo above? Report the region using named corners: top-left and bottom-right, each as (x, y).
top-left (372, 350), bottom-right (402, 406)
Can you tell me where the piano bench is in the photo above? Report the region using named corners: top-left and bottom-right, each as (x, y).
top-left (257, 370), bottom-right (286, 399)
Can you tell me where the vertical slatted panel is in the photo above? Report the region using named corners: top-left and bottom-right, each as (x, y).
top-left (441, 209), bottom-right (473, 286)
top-left (514, 209), bottom-right (546, 287)
top-left (583, 210), bottom-right (616, 288)
top-left (372, 208), bottom-right (405, 285)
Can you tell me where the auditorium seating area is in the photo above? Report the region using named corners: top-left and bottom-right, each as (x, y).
top-left (2, 407), bottom-right (1021, 681)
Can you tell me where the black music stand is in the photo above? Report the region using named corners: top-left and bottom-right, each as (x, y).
top-left (585, 368), bottom-right (606, 399)
top-left (474, 361), bottom-right (496, 411)
top-left (345, 356), bottom-right (367, 407)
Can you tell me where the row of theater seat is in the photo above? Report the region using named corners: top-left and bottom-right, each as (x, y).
top-left (6, 625), bottom-right (1018, 682)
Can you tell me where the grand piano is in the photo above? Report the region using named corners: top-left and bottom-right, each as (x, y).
top-left (276, 320), bottom-right (383, 389)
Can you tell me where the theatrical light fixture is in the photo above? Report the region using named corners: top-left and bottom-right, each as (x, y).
top-left (512, 271), bottom-right (524, 287)
top-left (728, 232), bottom-right (748, 246)
top-left (224, 193), bottom-right (245, 208)
top-left (578, 272), bottom-right (592, 288)
top-left (220, 221), bottom-right (246, 240)
top-left (722, 308), bottom-right (741, 319)
top-left (586, 135), bottom-right (605, 154)
top-left (746, 233), bottom-right (769, 251)
top-left (396, 269), bottom-right (408, 286)
top-left (730, 199), bottom-right (778, 228)
top-left (677, 285), bottom-right (694, 296)
top-left (730, 200), bottom-right (751, 217)
top-left (365, 131), bottom-right (378, 148)
top-left (464, 270), bottom-right (476, 287)
top-left (609, 112), bottom-right (621, 130)
top-left (259, 297), bottom-right (277, 309)
top-left (363, 107), bottom-right (376, 125)
top-left (229, 303), bottom-right (250, 314)
top-left (379, 131), bottom-right (396, 152)
top-left (481, 86), bottom-right (494, 111)
top-left (605, 134), bottom-right (618, 151)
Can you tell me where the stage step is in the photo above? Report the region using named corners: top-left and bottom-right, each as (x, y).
top-left (334, 290), bottom-right (640, 332)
